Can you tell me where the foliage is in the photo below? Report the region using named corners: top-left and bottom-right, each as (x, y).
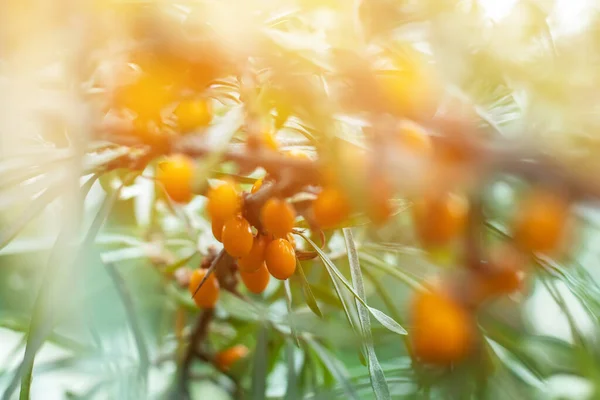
top-left (1, 1), bottom-right (600, 399)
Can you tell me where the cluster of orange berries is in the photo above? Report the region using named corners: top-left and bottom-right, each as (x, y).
top-left (408, 186), bottom-right (571, 365)
top-left (170, 175), bottom-right (299, 308)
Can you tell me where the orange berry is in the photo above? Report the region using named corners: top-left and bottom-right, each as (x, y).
top-left (156, 154), bottom-right (195, 203)
top-left (513, 189), bottom-right (569, 254)
top-left (367, 176), bottom-right (395, 225)
top-left (240, 263), bottom-right (270, 294)
top-left (188, 269), bottom-right (220, 308)
top-left (211, 218), bottom-right (224, 242)
top-left (114, 73), bottom-right (174, 120)
top-left (251, 178), bottom-right (263, 194)
top-left (471, 245), bottom-right (526, 304)
top-left (261, 198), bottom-right (296, 238)
top-left (222, 215), bottom-right (253, 258)
top-left (376, 61), bottom-right (438, 119)
top-left (215, 345), bottom-right (249, 371)
top-left (174, 98), bottom-right (212, 133)
top-left (207, 181), bottom-right (241, 221)
top-left (412, 190), bottom-right (468, 247)
top-left (238, 235), bottom-right (270, 273)
top-left (313, 187), bottom-right (351, 229)
top-left (410, 289), bottom-right (474, 364)
top-left (265, 238), bottom-right (296, 280)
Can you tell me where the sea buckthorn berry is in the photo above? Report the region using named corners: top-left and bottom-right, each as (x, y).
top-left (410, 289), bottom-right (474, 365)
top-left (207, 181), bottom-right (240, 221)
top-left (174, 98), bottom-right (212, 133)
top-left (114, 73), bottom-right (173, 120)
top-left (238, 235), bottom-right (270, 273)
top-left (222, 215), bottom-right (254, 258)
top-left (265, 239), bottom-right (296, 280)
top-left (211, 218), bottom-right (224, 242)
top-left (313, 187), bottom-right (351, 229)
top-left (412, 190), bottom-right (468, 247)
top-left (367, 176), bottom-right (395, 225)
top-left (471, 245), bottom-right (526, 304)
top-left (188, 269), bottom-right (219, 308)
top-left (251, 178), bottom-right (263, 194)
top-left (513, 188), bottom-right (569, 254)
top-left (240, 263), bottom-right (270, 294)
top-left (156, 154), bottom-right (195, 203)
top-left (215, 345), bottom-right (249, 371)
top-left (261, 198), bottom-right (296, 238)
top-left (396, 122), bottom-right (432, 156)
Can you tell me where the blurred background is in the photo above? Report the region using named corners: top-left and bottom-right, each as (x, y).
top-left (1, 0), bottom-right (600, 399)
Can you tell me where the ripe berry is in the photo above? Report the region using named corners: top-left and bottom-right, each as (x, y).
top-left (251, 178), bottom-right (263, 194)
top-left (261, 198), bottom-right (296, 238)
top-left (238, 235), bottom-right (270, 273)
top-left (222, 215), bottom-right (253, 258)
top-left (114, 73), bottom-right (173, 120)
top-left (211, 218), bottom-right (224, 242)
top-left (215, 345), bottom-right (249, 371)
top-left (156, 154), bottom-right (195, 203)
top-left (207, 181), bottom-right (241, 221)
top-left (313, 187), bottom-right (351, 229)
top-left (265, 238), bottom-right (296, 280)
top-left (513, 189), bottom-right (569, 254)
top-left (410, 289), bottom-right (474, 364)
top-left (188, 269), bottom-right (219, 308)
top-left (470, 245), bottom-right (526, 304)
top-left (367, 176), bottom-right (395, 225)
top-left (240, 263), bottom-right (270, 294)
top-left (174, 98), bottom-right (212, 133)
top-left (412, 190), bottom-right (468, 247)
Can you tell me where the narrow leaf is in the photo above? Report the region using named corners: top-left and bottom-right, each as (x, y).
top-left (295, 259), bottom-right (323, 318)
top-left (251, 324), bottom-right (269, 400)
top-left (343, 228), bottom-right (391, 400)
top-left (299, 233), bottom-right (406, 335)
top-left (284, 280), bottom-right (301, 347)
top-left (304, 338), bottom-right (359, 400)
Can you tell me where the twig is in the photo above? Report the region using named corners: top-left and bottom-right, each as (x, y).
top-left (175, 309), bottom-right (215, 398)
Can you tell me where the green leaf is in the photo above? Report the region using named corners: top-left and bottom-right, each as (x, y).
top-left (295, 259), bottom-right (323, 318)
top-left (284, 280), bottom-right (300, 346)
top-left (104, 261), bottom-right (150, 382)
top-left (343, 228), bottom-right (391, 400)
top-left (285, 340), bottom-right (300, 400)
top-left (251, 324), bottom-right (269, 400)
top-left (304, 338), bottom-right (359, 400)
top-left (299, 233), bottom-right (406, 335)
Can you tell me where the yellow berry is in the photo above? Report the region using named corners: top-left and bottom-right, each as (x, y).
top-left (240, 263), bottom-right (270, 294)
top-left (156, 154), bottom-right (195, 203)
top-left (188, 269), bottom-right (219, 308)
top-left (313, 187), bottom-right (351, 229)
top-left (215, 345), bottom-right (249, 371)
top-left (265, 238), bottom-right (296, 280)
top-left (410, 289), bottom-right (474, 364)
top-left (222, 215), bottom-right (254, 258)
top-left (207, 181), bottom-right (241, 221)
top-left (238, 235), bottom-right (270, 273)
top-left (174, 98), bottom-right (212, 133)
top-left (261, 198), bottom-right (296, 238)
